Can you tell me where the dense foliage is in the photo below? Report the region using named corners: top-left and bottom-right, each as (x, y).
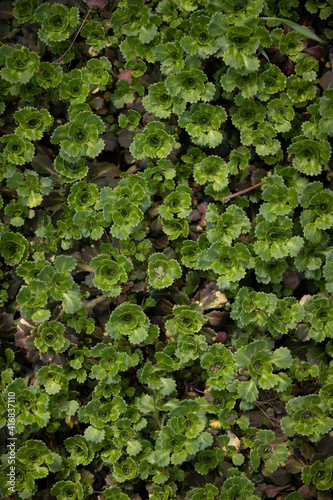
top-left (0, 0), bottom-right (333, 498)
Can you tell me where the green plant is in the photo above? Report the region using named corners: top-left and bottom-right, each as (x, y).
top-left (1, 1), bottom-right (333, 499)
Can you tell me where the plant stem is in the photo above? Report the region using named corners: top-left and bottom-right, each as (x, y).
top-left (222, 181), bottom-right (265, 202)
top-left (54, 6), bottom-right (93, 64)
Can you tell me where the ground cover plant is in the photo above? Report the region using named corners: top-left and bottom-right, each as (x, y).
top-left (0, 0), bottom-right (333, 498)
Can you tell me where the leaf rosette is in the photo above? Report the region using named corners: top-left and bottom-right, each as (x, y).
top-left (220, 67), bottom-right (259, 98)
top-left (130, 121), bottom-right (177, 160)
top-left (1, 134), bottom-right (34, 165)
top-left (14, 107), bottom-right (53, 141)
top-left (59, 69), bottom-right (90, 104)
top-left (34, 3), bottom-right (79, 45)
top-left (219, 26), bottom-right (268, 71)
top-left (0, 231), bottom-right (29, 266)
top-left (34, 321), bottom-right (69, 353)
top-left (86, 57), bottom-right (111, 87)
top-left (13, 0), bottom-right (39, 24)
top-left (51, 480), bottom-right (84, 500)
top-left (91, 252), bottom-right (133, 297)
top-left (153, 41), bottom-right (185, 75)
top-left (254, 215), bottom-right (304, 261)
top-left (148, 253), bottom-right (182, 289)
top-left (159, 185), bottom-right (192, 220)
top-left (281, 395), bottom-right (333, 442)
top-left (68, 181), bottom-right (100, 211)
top-left (231, 96), bottom-right (266, 130)
top-left (106, 302), bottom-right (159, 344)
top-left (303, 295), bottom-right (333, 342)
top-left (197, 242), bottom-right (251, 290)
top-left (288, 135), bottom-right (331, 175)
top-left (54, 156), bottom-right (88, 182)
top-left (142, 82), bottom-right (185, 119)
top-left (166, 68), bottom-right (215, 104)
top-left (302, 457), bottom-right (333, 491)
top-left (178, 103), bottom-right (227, 148)
top-left (35, 62), bottom-right (63, 89)
top-left (165, 305), bottom-right (205, 336)
top-left (64, 436), bottom-right (94, 466)
top-left (51, 110), bottom-right (105, 162)
top-left (0, 44), bottom-right (39, 84)
top-left (194, 156), bottom-right (230, 191)
top-left (36, 364), bottom-right (69, 395)
top-left (81, 21), bottom-right (110, 52)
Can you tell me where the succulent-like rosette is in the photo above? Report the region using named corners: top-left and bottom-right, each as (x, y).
top-left (0, 44), bottom-right (39, 84)
top-left (178, 103), bottom-right (227, 148)
top-left (281, 395), bottom-right (333, 443)
top-left (59, 69), bottom-right (90, 104)
top-left (219, 25), bottom-right (268, 71)
top-left (0, 133), bottom-right (34, 165)
top-left (303, 295), bottom-right (333, 342)
top-left (205, 204), bottom-right (251, 246)
top-left (231, 97), bottom-right (266, 130)
top-left (14, 107), bottom-right (53, 141)
top-left (165, 305), bottom-right (205, 336)
top-left (130, 121), bottom-right (178, 160)
top-left (34, 321), bottom-right (69, 353)
top-left (81, 21), bottom-right (109, 52)
top-left (279, 31), bottom-right (304, 60)
top-left (267, 96), bottom-right (294, 133)
top-left (180, 240), bottom-right (202, 268)
top-left (183, 13), bottom-right (219, 57)
top-left (68, 181), bottom-right (100, 211)
top-left (106, 198), bottom-right (144, 240)
top-left (91, 253), bottom-right (133, 297)
top-left (64, 436), bottom-right (94, 467)
top-left (153, 41), bottom-right (185, 75)
top-left (165, 68), bottom-right (215, 104)
top-left (194, 156), bottom-right (230, 191)
top-left (34, 3), bottom-right (79, 45)
top-left (15, 385), bottom-right (50, 430)
top-left (106, 302), bottom-right (159, 344)
top-left (286, 75), bottom-right (317, 106)
top-left (142, 82), bottom-right (185, 118)
top-left (16, 439), bottom-right (54, 469)
top-left (54, 156), bottom-right (88, 182)
top-left (148, 253), bottom-right (182, 289)
top-left (254, 215), bottom-right (304, 261)
top-left (303, 457), bottom-right (333, 491)
top-left (256, 64), bottom-right (287, 101)
top-left (0, 231), bottom-right (29, 266)
top-left (219, 468), bottom-right (260, 500)
top-left (13, 0), bottom-right (38, 24)
top-left (220, 67), bottom-right (259, 98)
top-left (288, 135), bottom-right (331, 175)
top-left (51, 110), bottom-right (106, 162)
top-left (86, 57), bottom-right (111, 87)
top-left (35, 62), bottom-right (63, 89)
top-left (159, 185), bottom-right (192, 220)
top-left (222, 0), bottom-right (264, 17)
top-left (36, 363), bottom-right (69, 394)
top-left (51, 480), bottom-right (84, 500)
top-left (161, 218), bottom-right (189, 240)
top-left (241, 122), bottom-right (281, 157)
top-left (16, 280), bottom-right (49, 322)
top-left (201, 343), bottom-right (236, 391)
top-left (197, 242), bottom-right (251, 290)
top-left (112, 457), bottom-right (138, 483)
